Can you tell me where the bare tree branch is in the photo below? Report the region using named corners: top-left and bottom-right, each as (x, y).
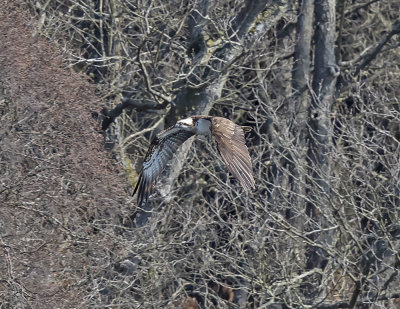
top-left (354, 20), bottom-right (400, 76)
top-left (4, 0), bottom-right (400, 307)
top-left (157, 0), bottom-right (276, 200)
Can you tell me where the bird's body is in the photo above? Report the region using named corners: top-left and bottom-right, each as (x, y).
top-left (133, 115), bottom-right (255, 207)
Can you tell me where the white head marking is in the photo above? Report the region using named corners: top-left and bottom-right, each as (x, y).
top-left (177, 117), bottom-right (194, 127)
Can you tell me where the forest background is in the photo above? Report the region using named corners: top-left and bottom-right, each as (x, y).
top-left (0, 0), bottom-right (399, 308)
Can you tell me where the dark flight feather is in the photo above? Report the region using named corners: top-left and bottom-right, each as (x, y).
top-left (133, 128), bottom-right (194, 207)
top-left (133, 116), bottom-right (255, 207)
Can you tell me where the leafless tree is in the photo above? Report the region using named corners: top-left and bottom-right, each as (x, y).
top-left (1, 0), bottom-right (400, 308)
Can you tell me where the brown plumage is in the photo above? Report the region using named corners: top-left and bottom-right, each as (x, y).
top-left (211, 117), bottom-right (255, 191)
top-left (133, 115), bottom-right (255, 207)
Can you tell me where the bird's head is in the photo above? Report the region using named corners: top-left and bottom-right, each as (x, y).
top-left (176, 117), bottom-right (195, 128)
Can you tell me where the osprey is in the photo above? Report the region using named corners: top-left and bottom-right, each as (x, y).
top-left (133, 115), bottom-right (255, 206)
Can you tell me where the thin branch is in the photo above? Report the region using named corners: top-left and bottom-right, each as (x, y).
top-left (137, 40), bottom-right (172, 103)
top-left (354, 21), bottom-right (400, 76)
top-left (345, 0), bottom-right (381, 17)
top-left (121, 116), bottom-right (165, 147)
top-left (101, 98), bottom-right (169, 131)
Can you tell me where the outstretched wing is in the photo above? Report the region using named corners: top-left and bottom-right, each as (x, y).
top-left (133, 127), bottom-right (194, 207)
top-left (211, 117), bottom-right (255, 190)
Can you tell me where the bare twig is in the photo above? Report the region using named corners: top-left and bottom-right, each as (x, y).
top-left (354, 21), bottom-right (400, 75)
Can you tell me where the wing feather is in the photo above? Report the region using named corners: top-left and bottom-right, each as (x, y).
top-left (133, 127), bottom-right (194, 207)
top-left (211, 117), bottom-right (255, 190)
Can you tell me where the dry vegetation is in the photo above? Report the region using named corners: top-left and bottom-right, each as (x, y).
top-left (0, 1), bottom-right (129, 307)
top-left (1, 0), bottom-right (400, 308)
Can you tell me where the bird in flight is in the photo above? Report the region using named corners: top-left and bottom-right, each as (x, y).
top-left (133, 115), bottom-right (255, 207)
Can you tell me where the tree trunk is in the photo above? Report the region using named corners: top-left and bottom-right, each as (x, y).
top-left (307, 0), bottom-right (339, 278)
top-left (158, 0), bottom-right (272, 198)
top-left (289, 0), bottom-right (314, 272)
top-left (310, 0), bottom-right (338, 196)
